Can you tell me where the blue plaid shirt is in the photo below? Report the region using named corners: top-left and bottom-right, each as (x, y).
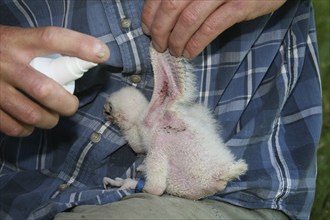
top-left (0, 1), bottom-right (322, 219)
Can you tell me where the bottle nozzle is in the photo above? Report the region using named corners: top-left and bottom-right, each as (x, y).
top-left (73, 57), bottom-right (97, 72)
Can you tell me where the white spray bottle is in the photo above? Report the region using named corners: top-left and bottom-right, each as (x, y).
top-left (29, 54), bottom-right (97, 93)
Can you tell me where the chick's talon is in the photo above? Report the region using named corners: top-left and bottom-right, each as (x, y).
top-left (102, 177), bottom-right (138, 191)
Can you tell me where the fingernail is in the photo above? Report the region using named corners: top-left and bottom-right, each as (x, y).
top-left (142, 23), bottom-right (150, 35)
top-left (152, 42), bottom-right (162, 52)
top-left (169, 49), bottom-right (180, 57)
top-left (183, 49), bottom-right (191, 59)
top-left (94, 42), bottom-right (107, 58)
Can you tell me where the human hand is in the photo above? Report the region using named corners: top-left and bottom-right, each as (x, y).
top-left (0, 25), bottom-right (110, 137)
top-left (142, 0), bottom-right (286, 58)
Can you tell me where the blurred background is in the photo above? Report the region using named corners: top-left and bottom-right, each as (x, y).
top-left (311, 0), bottom-right (329, 219)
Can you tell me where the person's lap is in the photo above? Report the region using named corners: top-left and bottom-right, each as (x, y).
top-left (54, 193), bottom-right (288, 220)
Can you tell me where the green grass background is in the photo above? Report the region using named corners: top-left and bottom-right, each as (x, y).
top-left (311, 0), bottom-right (330, 219)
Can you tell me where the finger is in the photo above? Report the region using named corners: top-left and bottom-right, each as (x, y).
top-left (0, 110), bottom-right (34, 137)
top-left (141, 0), bottom-right (161, 35)
top-left (16, 26), bottom-right (110, 63)
top-left (1, 60), bottom-right (79, 117)
top-left (144, 0), bottom-right (191, 52)
top-left (0, 81), bottom-right (60, 129)
top-left (168, 0), bottom-right (224, 56)
top-left (183, 2), bottom-right (241, 59)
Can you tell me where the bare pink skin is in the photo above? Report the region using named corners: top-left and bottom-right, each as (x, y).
top-left (103, 47), bottom-right (247, 200)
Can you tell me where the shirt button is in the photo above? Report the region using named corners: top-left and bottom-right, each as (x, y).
top-left (90, 132), bottom-right (102, 143)
top-left (58, 183), bottom-right (69, 192)
top-left (120, 17), bottom-right (131, 29)
top-left (129, 75), bottom-right (141, 84)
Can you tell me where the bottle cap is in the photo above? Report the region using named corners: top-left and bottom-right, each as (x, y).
top-left (50, 56), bottom-right (97, 86)
top-left (30, 55), bottom-right (97, 93)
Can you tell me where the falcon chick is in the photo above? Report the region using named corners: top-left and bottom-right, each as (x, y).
top-left (103, 47), bottom-right (247, 200)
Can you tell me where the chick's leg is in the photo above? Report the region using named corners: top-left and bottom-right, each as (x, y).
top-left (143, 150), bottom-right (169, 196)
